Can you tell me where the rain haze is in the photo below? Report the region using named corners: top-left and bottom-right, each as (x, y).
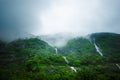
top-left (0, 0), bottom-right (120, 41)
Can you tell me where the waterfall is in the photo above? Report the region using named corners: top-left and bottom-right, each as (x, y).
top-left (63, 56), bottom-right (69, 64)
top-left (116, 64), bottom-right (120, 69)
top-left (94, 43), bottom-right (103, 56)
top-left (55, 48), bottom-right (58, 54)
top-left (62, 56), bottom-right (77, 72)
top-left (70, 67), bottom-right (77, 72)
top-left (54, 47), bottom-right (77, 72)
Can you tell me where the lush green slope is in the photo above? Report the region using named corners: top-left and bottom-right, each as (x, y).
top-left (90, 33), bottom-right (120, 55)
top-left (0, 38), bottom-right (75, 80)
top-left (58, 33), bottom-right (120, 80)
top-left (0, 33), bottom-right (120, 80)
top-left (59, 37), bottom-right (96, 55)
top-left (90, 33), bottom-right (120, 62)
top-left (0, 38), bottom-right (54, 65)
top-left (58, 37), bottom-right (101, 67)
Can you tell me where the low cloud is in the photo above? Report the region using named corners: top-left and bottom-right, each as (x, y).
top-left (0, 0), bottom-right (120, 41)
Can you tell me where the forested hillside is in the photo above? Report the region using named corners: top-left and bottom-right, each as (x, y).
top-left (0, 33), bottom-right (120, 80)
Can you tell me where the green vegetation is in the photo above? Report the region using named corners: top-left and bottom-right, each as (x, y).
top-left (90, 33), bottom-right (120, 62)
top-left (0, 33), bottom-right (120, 80)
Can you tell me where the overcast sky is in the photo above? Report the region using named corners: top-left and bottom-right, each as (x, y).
top-left (0, 0), bottom-right (120, 40)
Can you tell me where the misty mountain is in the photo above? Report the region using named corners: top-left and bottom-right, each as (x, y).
top-left (38, 33), bottom-right (78, 47)
top-left (0, 32), bottom-right (120, 80)
top-left (58, 32), bottom-right (120, 56)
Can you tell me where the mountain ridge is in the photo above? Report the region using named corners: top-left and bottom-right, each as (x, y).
top-left (0, 32), bottom-right (120, 80)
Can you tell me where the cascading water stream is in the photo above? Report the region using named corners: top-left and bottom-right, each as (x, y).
top-left (92, 38), bottom-right (103, 56)
top-left (116, 64), bottom-right (120, 69)
top-left (93, 39), bottom-right (120, 70)
top-left (62, 56), bottom-right (69, 64)
top-left (62, 56), bottom-right (77, 72)
top-left (93, 41), bottom-right (120, 70)
top-left (55, 47), bottom-right (58, 54)
top-left (70, 66), bottom-right (77, 72)
top-left (94, 43), bottom-right (103, 56)
top-left (54, 47), bottom-right (77, 72)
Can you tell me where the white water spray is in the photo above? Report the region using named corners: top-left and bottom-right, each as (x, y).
top-left (116, 64), bottom-right (120, 69)
top-left (54, 47), bottom-right (77, 72)
top-left (55, 48), bottom-right (58, 54)
top-left (63, 56), bottom-right (69, 64)
top-left (70, 66), bottom-right (77, 72)
top-left (94, 43), bottom-right (103, 56)
top-left (62, 56), bottom-right (77, 72)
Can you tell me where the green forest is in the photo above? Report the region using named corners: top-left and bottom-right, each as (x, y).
top-left (0, 33), bottom-right (120, 80)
